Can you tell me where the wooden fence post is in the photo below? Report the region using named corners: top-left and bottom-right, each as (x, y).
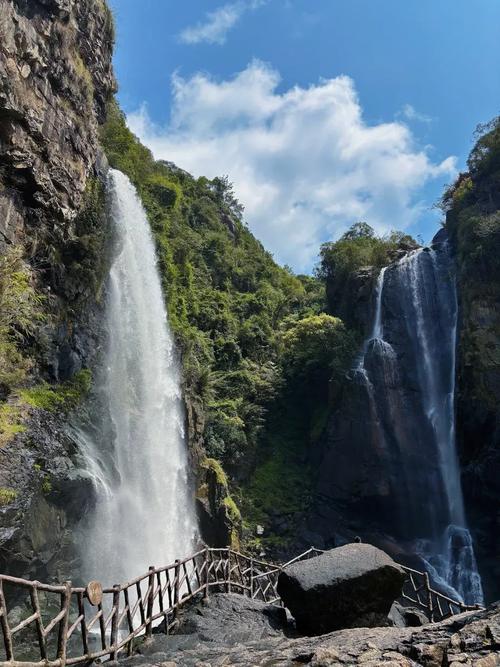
top-left (110, 585), bottom-right (120, 659)
top-left (57, 581), bottom-right (71, 666)
top-left (424, 572), bottom-right (433, 622)
top-left (173, 560), bottom-right (180, 619)
top-left (77, 591), bottom-right (89, 656)
top-left (227, 547), bottom-right (232, 594)
top-left (0, 580), bottom-right (13, 662)
top-left (30, 584), bottom-right (47, 660)
top-left (204, 547), bottom-right (210, 599)
top-left (250, 557), bottom-right (254, 599)
top-left (146, 566), bottom-right (155, 639)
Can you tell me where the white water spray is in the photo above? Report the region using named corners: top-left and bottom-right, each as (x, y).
top-left (78, 169), bottom-right (197, 586)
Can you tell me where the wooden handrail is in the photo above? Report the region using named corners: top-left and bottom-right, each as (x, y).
top-left (0, 546), bottom-right (482, 666)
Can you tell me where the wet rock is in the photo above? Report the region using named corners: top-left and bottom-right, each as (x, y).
top-left (157, 593), bottom-right (290, 646)
top-left (277, 544), bottom-right (406, 635)
top-left (388, 601), bottom-right (430, 627)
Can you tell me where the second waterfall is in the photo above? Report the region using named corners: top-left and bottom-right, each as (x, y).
top-left (77, 170), bottom-right (197, 585)
top-left (355, 238), bottom-right (483, 604)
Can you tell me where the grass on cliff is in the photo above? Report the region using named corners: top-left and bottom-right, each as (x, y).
top-left (0, 371), bottom-right (92, 446)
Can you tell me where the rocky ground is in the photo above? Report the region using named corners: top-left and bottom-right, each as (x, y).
top-left (119, 594), bottom-right (500, 667)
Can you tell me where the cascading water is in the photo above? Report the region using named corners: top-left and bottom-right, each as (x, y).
top-left (355, 238), bottom-right (483, 605)
top-left (77, 169), bottom-right (197, 586)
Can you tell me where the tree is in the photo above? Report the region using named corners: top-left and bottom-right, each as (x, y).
top-left (341, 222), bottom-right (375, 241)
top-left (210, 175), bottom-right (245, 220)
top-left (280, 314), bottom-right (354, 385)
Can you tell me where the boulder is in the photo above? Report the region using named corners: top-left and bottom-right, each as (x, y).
top-left (153, 593), bottom-right (290, 646)
top-left (277, 543), bottom-right (406, 635)
top-left (388, 601), bottom-right (429, 627)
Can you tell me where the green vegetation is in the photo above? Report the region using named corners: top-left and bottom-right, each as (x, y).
top-left (201, 457), bottom-right (241, 548)
top-left (0, 371), bottom-right (91, 446)
top-left (280, 314), bottom-right (355, 386)
top-left (41, 476), bottom-right (52, 495)
top-left (240, 397), bottom-right (314, 554)
top-left (0, 488), bottom-right (18, 507)
top-left (318, 222), bottom-right (416, 288)
top-left (443, 117), bottom-right (500, 295)
top-left (99, 100), bottom-right (322, 479)
top-left (100, 102), bottom-right (388, 549)
top-left (20, 369), bottom-right (92, 412)
top-left (443, 117), bottom-right (500, 412)
top-left (201, 457), bottom-right (229, 487)
top-left (0, 193), bottom-right (98, 446)
top-left (0, 246), bottom-right (45, 399)
top-left (0, 403), bottom-right (26, 446)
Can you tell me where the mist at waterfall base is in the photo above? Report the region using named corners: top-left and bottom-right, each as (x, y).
top-left (355, 239), bottom-right (483, 605)
top-left (76, 169), bottom-right (197, 587)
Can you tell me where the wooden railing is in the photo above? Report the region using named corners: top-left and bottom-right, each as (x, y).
top-left (0, 546), bottom-right (482, 666)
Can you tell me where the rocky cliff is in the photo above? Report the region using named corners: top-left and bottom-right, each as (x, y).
top-left (299, 210), bottom-right (499, 604)
top-left (0, 0), bottom-right (115, 581)
top-left (443, 118), bottom-right (500, 602)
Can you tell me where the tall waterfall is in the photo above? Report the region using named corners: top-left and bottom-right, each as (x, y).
top-left (77, 169), bottom-right (197, 586)
top-left (355, 239), bottom-right (483, 605)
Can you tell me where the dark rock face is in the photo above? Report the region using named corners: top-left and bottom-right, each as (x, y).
top-left (0, 408), bottom-right (95, 584)
top-left (0, 0), bottom-right (115, 582)
top-left (0, 0), bottom-right (114, 240)
top-left (277, 544), bottom-right (406, 635)
top-left (119, 601), bottom-right (500, 666)
top-left (326, 266), bottom-right (377, 335)
top-left (453, 262), bottom-right (500, 602)
top-left (313, 245), bottom-right (458, 544)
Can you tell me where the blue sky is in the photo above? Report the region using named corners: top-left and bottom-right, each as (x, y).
top-left (109, 0), bottom-right (500, 271)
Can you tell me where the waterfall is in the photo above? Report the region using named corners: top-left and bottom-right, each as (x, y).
top-left (77, 169), bottom-right (197, 586)
top-left (356, 240), bottom-right (483, 605)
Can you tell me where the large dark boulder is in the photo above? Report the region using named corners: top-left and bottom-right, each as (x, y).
top-left (277, 543), bottom-right (406, 635)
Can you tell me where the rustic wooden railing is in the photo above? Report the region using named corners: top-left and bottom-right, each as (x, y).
top-left (0, 546), bottom-right (482, 666)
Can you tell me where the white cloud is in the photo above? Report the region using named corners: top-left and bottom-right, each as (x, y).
top-left (398, 104), bottom-right (433, 124)
top-left (179, 1), bottom-right (266, 45)
top-left (127, 62), bottom-right (456, 271)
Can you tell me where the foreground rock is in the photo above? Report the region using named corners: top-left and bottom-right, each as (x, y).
top-left (277, 544), bottom-right (406, 634)
top-left (154, 593), bottom-right (290, 644)
top-left (388, 601), bottom-right (429, 628)
top-left (121, 599), bottom-right (500, 666)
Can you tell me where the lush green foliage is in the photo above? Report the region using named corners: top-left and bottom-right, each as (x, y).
top-left (317, 222), bottom-right (416, 286)
top-left (280, 313), bottom-right (355, 385)
top-left (100, 100), bottom-right (324, 476)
